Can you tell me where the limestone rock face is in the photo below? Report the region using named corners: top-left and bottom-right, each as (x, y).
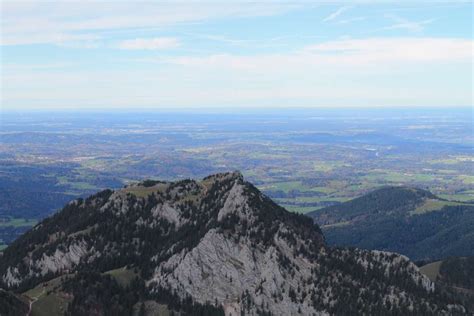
top-left (0, 172), bottom-right (463, 315)
top-left (153, 229), bottom-right (321, 315)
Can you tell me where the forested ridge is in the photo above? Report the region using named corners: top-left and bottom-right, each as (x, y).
top-left (308, 186), bottom-right (474, 260)
top-left (0, 174), bottom-right (469, 315)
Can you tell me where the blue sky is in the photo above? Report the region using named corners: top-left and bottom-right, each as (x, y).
top-left (1, 1), bottom-right (473, 110)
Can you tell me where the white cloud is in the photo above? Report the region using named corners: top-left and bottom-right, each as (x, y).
top-left (322, 6), bottom-right (352, 22)
top-left (164, 37), bottom-right (473, 71)
top-left (5, 36), bottom-right (469, 109)
top-left (117, 37), bottom-right (179, 50)
top-left (0, 1), bottom-right (302, 46)
top-left (3, 62), bottom-right (470, 109)
top-left (1, 1), bottom-right (472, 109)
top-left (305, 37), bottom-right (472, 63)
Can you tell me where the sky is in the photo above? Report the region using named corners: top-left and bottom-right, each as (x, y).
top-left (1, 1), bottom-right (473, 110)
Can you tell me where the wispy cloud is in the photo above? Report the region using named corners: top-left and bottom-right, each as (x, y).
top-left (2, 1), bottom-right (472, 109)
top-left (117, 37), bottom-right (180, 50)
top-left (166, 38), bottom-right (473, 70)
top-left (1, 1), bottom-right (303, 46)
top-left (336, 17), bottom-right (366, 25)
top-left (305, 37), bottom-right (471, 63)
top-left (183, 33), bottom-right (309, 49)
top-left (4, 37), bottom-right (472, 109)
top-left (189, 34), bottom-right (257, 46)
top-left (322, 6), bottom-right (352, 22)
top-left (382, 14), bottom-right (435, 32)
top-left (2, 62), bottom-right (72, 71)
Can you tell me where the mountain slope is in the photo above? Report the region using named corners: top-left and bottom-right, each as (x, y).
top-left (421, 257), bottom-right (474, 312)
top-left (0, 173), bottom-right (467, 315)
top-left (0, 289), bottom-right (29, 316)
top-left (307, 186), bottom-right (474, 260)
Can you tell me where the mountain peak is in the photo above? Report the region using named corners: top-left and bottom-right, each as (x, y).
top-left (0, 174), bottom-right (467, 315)
top-left (202, 170), bottom-right (244, 183)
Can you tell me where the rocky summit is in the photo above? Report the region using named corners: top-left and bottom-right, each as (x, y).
top-left (0, 172), bottom-right (468, 315)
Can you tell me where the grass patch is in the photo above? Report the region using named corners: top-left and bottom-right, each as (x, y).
top-left (412, 199), bottom-right (469, 215)
top-left (429, 157), bottom-right (473, 165)
top-left (322, 221), bottom-right (351, 228)
top-left (459, 175), bottom-right (474, 185)
top-left (313, 161), bottom-right (350, 172)
top-left (0, 218), bottom-right (37, 227)
top-left (104, 266), bottom-right (139, 288)
top-left (308, 186), bottom-right (337, 194)
top-left (30, 292), bottom-right (70, 316)
top-left (438, 194), bottom-right (474, 202)
top-left (24, 275), bottom-right (72, 316)
top-left (275, 196), bottom-right (348, 204)
top-left (24, 275), bottom-right (66, 299)
top-left (270, 181), bottom-right (303, 192)
top-left (363, 171), bottom-right (438, 183)
top-left (278, 204), bottom-right (318, 214)
top-left (122, 183), bottom-right (168, 198)
top-left (68, 226), bottom-right (95, 238)
top-left (134, 301), bottom-right (172, 316)
top-left (420, 260), bottom-right (443, 282)
top-left (275, 197), bottom-right (323, 203)
top-left (57, 176), bottom-right (97, 191)
top-left (69, 182), bottom-right (97, 190)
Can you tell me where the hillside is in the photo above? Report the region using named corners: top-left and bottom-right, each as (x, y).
top-left (0, 173), bottom-right (468, 315)
top-left (0, 289), bottom-right (29, 316)
top-left (420, 257), bottom-right (474, 311)
top-left (307, 186), bottom-right (474, 260)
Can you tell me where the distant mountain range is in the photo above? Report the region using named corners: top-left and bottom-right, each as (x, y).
top-left (0, 173), bottom-right (469, 315)
top-left (307, 186), bottom-right (474, 261)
